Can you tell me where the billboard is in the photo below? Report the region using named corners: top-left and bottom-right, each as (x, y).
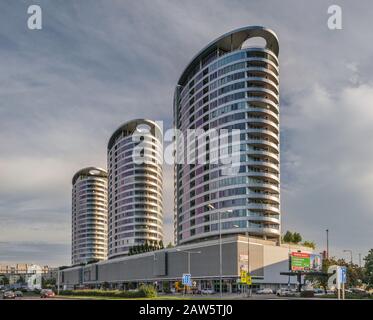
top-left (290, 252), bottom-right (322, 272)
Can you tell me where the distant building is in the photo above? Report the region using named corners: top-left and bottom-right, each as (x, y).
top-left (0, 264), bottom-right (53, 290)
top-left (72, 167), bottom-right (108, 265)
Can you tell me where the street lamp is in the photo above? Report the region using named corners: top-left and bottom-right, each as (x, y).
top-left (207, 203), bottom-right (232, 298)
top-left (343, 249), bottom-right (353, 265)
top-left (176, 249), bottom-right (201, 295)
top-left (246, 219), bottom-right (252, 297)
top-left (176, 249), bottom-right (201, 274)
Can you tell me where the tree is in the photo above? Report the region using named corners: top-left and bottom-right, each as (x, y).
top-left (364, 249), bottom-right (373, 289)
top-left (302, 241), bottom-right (316, 249)
top-left (42, 277), bottom-right (56, 289)
top-left (159, 240), bottom-right (164, 249)
top-left (144, 242), bottom-right (149, 252)
top-left (306, 257), bottom-right (342, 290)
top-left (306, 257), bottom-right (365, 289)
top-left (292, 232), bottom-right (302, 244)
top-left (283, 231), bottom-right (293, 243)
top-left (167, 242), bottom-right (174, 248)
top-left (0, 275), bottom-right (9, 285)
top-left (17, 275), bottom-right (25, 284)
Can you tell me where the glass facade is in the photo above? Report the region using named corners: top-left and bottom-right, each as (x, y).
top-left (174, 27), bottom-right (281, 245)
top-left (107, 119), bottom-right (164, 259)
top-left (72, 167), bottom-right (108, 265)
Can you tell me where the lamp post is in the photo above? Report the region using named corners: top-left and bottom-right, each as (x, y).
top-left (177, 249), bottom-right (201, 293)
top-left (343, 249), bottom-right (353, 265)
top-left (208, 203), bottom-right (233, 299)
top-left (326, 229), bottom-right (329, 259)
top-left (246, 219), bottom-right (252, 297)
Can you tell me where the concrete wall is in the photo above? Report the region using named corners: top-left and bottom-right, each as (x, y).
top-left (59, 236), bottom-right (313, 289)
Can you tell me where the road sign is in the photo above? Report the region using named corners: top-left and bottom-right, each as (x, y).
top-left (240, 270), bottom-right (252, 284)
top-left (240, 270), bottom-right (247, 283)
top-left (340, 266), bottom-right (347, 284)
top-left (182, 273), bottom-right (192, 286)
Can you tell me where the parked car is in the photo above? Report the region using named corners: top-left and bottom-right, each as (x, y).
top-left (276, 288), bottom-right (295, 296)
top-left (201, 288), bottom-right (215, 294)
top-left (313, 288), bottom-right (325, 296)
top-left (3, 291), bottom-right (16, 299)
top-left (257, 288), bottom-right (274, 294)
top-left (40, 289), bottom-right (55, 298)
top-left (14, 291), bottom-right (23, 297)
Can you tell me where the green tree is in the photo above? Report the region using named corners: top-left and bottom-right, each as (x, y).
top-left (302, 241), bottom-right (316, 249)
top-left (306, 257), bottom-right (365, 289)
top-left (167, 242), bottom-right (174, 248)
top-left (283, 231), bottom-right (293, 243)
top-left (306, 257), bottom-right (339, 290)
top-left (144, 242), bottom-right (149, 252)
top-left (159, 240), bottom-right (164, 249)
top-left (292, 232), bottom-right (302, 244)
top-left (17, 275), bottom-right (25, 284)
top-left (0, 275), bottom-right (9, 285)
top-left (364, 249), bottom-right (373, 289)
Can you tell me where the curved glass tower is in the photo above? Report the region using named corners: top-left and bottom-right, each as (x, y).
top-left (174, 26), bottom-right (280, 245)
top-left (72, 167), bottom-right (108, 265)
top-left (107, 119), bottom-right (164, 259)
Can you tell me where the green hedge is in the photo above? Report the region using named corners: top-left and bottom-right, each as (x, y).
top-left (60, 285), bottom-right (157, 298)
top-left (300, 290), bottom-right (314, 298)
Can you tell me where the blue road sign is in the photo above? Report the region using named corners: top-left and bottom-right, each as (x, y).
top-left (341, 266), bottom-right (347, 284)
top-left (182, 273), bottom-right (192, 286)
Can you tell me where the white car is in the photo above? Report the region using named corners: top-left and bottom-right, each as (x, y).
top-left (276, 288), bottom-right (295, 296)
top-left (257, 288), bottom-right (273, 294)
top-left (201, 288), bottom-right (215, 294)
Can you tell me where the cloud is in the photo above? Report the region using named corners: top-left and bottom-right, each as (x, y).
top-left (0, 0), bottom-right (372, 265)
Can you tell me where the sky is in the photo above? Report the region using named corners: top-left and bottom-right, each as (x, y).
top-left (0, 0), bottom-right (372, 266)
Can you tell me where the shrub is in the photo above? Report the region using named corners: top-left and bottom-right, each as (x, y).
top-left (138, 284), bottom-right (157, 298)
top-left (300, 290), bottom-right (314, 298)
top-left (59, 286), bottom-right (157, 298)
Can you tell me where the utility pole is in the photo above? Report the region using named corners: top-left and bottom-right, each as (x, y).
top-left (326, 229), bottom-right (329, 259)
top-left (359, 253), bottom-right (362, 267)
top-left (57, 268), bottom-right (60, 295)
top-left (246, 221), bottom-right (251, 297)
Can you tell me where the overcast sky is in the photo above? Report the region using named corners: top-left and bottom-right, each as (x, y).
top-left (0, 0), bottom-right (372, 266)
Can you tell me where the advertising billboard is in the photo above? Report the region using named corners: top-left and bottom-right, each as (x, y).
top-left (290, 252), bottom-right (322, 272)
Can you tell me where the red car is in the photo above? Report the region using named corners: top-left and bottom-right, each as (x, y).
top-left (40, 289), bottom-right (55, 298)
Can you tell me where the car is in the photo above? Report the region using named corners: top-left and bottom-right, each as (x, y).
top-left (3, 291), bottom-right (16, 299)
top-left (313, 288), bottom-right (325, 296)
top-left (14, 291), bottom-right (23, 297)
top-left (257, 288), bottom-right (274, 294)
top-left (201, 288), bottom-right (215, 294)
top-left (40, 289), bottom-right (55, 298)
top-left (276, 288), bottom-right (295, 296)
